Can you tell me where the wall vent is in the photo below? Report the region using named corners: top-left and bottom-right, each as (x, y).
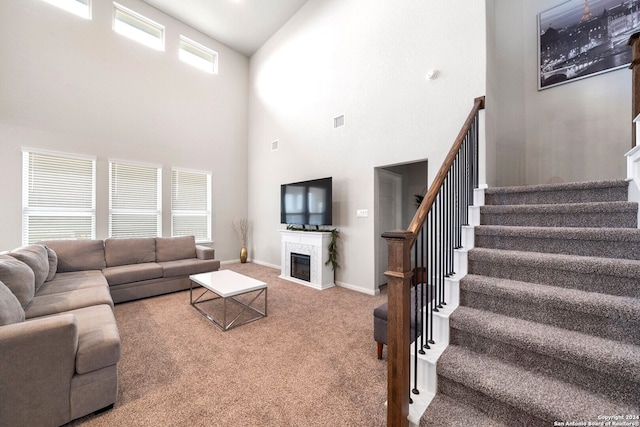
top-left (271, 140), bottom-right (279, 151)
top-left (334, 115), bottom-right (345, 129)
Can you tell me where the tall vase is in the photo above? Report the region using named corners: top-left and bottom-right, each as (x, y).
top-left (240, 247), bottom-right (248, 263)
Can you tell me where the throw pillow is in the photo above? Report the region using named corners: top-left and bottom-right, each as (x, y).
top-left (10, 244), bottom-right (49, 292)
top-left (45, 246), bottom-right (58, 282)
top-left (0, 279), bottom-right (25, 326)
top-left (0, 254), bottom-right (35, 309)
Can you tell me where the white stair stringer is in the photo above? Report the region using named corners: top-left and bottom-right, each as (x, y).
top-left (407, 273), bottom-right (461, 426)
top-left (406, 190), bottom-right (485, 427)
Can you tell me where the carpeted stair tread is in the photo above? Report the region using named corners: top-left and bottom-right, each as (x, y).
top-left (460, 274), bottom-right (640, 325)
top-left (468, 248), bottom-right (640, 297)
top-left (480, 201), bottom-right (638, 228)
top-left (469, 247), bottom-right (640, 279)
top-left (484, 180), bottom-right (628, 205)
top-left (437, 344), bottom-right (640, 422)
top-left (449, 306), bottom-right (640, 382)
top-left (419, 394), bottom-right (509, 427)
top-left (474, 225), bottom-right (640, 259)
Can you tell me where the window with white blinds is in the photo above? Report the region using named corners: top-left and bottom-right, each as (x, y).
top-left (22, 148), bottom-right (96, 244)
top-left (109, 160), bottom-right (162, 238)
top-left (171, 168), bottom-right (211, 242)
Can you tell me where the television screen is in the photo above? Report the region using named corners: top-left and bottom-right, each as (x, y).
top-left (281, 177), bottom-right (332, 226)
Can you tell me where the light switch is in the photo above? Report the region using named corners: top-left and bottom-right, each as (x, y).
top-left (357, 209), bottom-right (368, 218)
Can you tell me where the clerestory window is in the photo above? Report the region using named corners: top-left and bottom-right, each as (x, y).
top-left (42, 0), bottom-right (91, 19)
top-left (113, 2), bottom-right (164, 51)
top-left (179, 36), bottom-right (218, 74)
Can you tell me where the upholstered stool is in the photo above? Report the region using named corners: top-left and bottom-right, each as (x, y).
top-left (373, 285), bottom-right (429, 359)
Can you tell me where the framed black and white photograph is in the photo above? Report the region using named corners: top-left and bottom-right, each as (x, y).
top-left (538, 0), bottom-right (640, 90)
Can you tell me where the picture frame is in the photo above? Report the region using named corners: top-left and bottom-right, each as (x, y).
top-left (538, 0), bottom-right (640, 90)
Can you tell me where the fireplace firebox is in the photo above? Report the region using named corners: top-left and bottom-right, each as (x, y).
top-left (291, 253), bottom-right (311, 282)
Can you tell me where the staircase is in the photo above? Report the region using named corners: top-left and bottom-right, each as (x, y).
top-left (419, 180), bottom-right (640, 426)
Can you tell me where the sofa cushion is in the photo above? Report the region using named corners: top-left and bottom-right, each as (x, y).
top-left (25, 285), bottom-right (113, 319)
top-left (160, 258), bottom-right (220, 278)
top-left (36, 270), bottom-right (108, 296)
top-left (10, 244), bottom-right (49, 292)
top-left (102, 263), bottom-right (163, 286)
top-left (68, 305), bottom-right (121, 375)
top-left (104, 237), bottom-right (156, 267)
top-left (0, 254), bottom-right (35, 309)
top-left (40, 239), bottom-right (106, 273)
top-left (0, 280), bottom-right (25, 326)
top-left (45, 246), bottom-right (58, 282)
top-left (156, 236), bottom-right (196, 262)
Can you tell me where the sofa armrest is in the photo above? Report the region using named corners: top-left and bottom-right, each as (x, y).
top-left (0, 314), bottom-right (79, 427)
top-left (196, 245), bottom-right (215, 260)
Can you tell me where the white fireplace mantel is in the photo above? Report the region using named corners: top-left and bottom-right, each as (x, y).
top-left (279, 230), bottom-right (335, 290)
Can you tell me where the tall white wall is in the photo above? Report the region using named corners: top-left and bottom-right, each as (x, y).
top-left (248, 0), bottom-right (486, 294)
top-left (0, 0), bottom-right (249, 259)
top-left (487, 0), bottom-right (632, 186)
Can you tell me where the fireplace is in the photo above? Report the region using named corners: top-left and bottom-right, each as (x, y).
top-left (291, 253), bottom-right (311, 282)
top-left (280, 230), bottom-right (334, 290)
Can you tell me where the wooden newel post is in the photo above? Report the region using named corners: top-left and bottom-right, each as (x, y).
top-left (628, 32), bottom-right (640, 147)
top-left (382, 230), bottom-right (415, 427)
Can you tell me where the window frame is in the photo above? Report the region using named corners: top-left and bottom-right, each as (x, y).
top-left (113, 2), bottom-right (165, 51)
top-left (108, 159), bottom-right (162, 239)
top-left (22, 147), bottom-right (97, 244)
top-left (171, 167), bottom-right (212, 243)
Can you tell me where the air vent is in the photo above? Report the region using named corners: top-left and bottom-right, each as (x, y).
top-left (271, 140), bottom-right (279, 151)
top-left (334, 115), bottom-right (345, 129)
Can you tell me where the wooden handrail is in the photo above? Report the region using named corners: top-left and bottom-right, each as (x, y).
top-left (408, 96), bottom-right (485, 234)
top-left (383, 96), bottom-right (485, 427)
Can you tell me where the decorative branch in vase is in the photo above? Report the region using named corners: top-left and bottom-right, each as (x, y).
top-left (232, 218), bottom-right (252, 263)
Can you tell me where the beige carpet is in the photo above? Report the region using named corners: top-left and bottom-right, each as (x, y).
top-left (67, 263), bottom-right (388, 427)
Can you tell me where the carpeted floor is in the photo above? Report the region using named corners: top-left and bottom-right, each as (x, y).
top-left (67, 263), bottom-right (388, 427)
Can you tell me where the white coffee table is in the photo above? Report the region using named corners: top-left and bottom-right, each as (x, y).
top-left (189, 270), bottom-right (268, 331)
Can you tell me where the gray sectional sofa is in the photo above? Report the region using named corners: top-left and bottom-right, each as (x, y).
top-left (0, 235), bottom-right (220, 427)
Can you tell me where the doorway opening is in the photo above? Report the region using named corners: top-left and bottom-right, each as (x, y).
top-left (374, 160), bottom-right (428, 290)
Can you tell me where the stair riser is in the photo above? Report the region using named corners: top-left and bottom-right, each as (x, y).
top-left (480, 211), bottom-right (637, 228)
top-left (459, 289), bottom-right (640, 345)
top-left (484, 185), bottom-right (628, 206)
top-left (474, 233), bottom-right (640, 261)
top-left (449, 328), bottom-right (640, 407)
top-left (436, 376), bottom-right (546, 426)
top-left (468, 259), bottom-right (640, 298)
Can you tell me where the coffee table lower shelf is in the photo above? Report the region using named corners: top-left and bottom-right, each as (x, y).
top-left (189, 271), bottom-right (268, 332)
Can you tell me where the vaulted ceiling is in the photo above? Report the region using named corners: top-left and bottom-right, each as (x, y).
top-left (141, 0), bottom-right (310, 56)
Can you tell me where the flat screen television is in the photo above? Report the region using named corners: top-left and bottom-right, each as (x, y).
top-left (280, 177), bottom-right (332, 226)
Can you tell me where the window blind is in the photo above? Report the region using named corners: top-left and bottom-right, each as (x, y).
top-left (22, 149), bottom-right (96, 244)
top-left (171, 168), bottom-right (211, 241)
top-left (109, 160), bottom-right (161, 238)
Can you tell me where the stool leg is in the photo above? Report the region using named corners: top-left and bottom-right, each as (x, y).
top-left (377, 342), bottom-right (384, 359)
